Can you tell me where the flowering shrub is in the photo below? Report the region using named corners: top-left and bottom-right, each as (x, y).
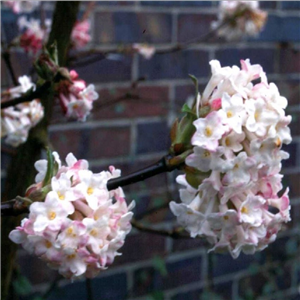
top-left (9, 152), bottom-right (135, 279)
top-left (4, 1), bottom-right (40, 14)
top-left (133, 43), bottom-right (156, 60)
top-left (212, 1), bottom-right (267, 41)
top-left (1, 76), bottom-right (44, 147)
top-left (170, 59), bottom-right (292, 258)
top-left (18, 16), bottom-right (51, 54)
top-left (71, 20), bottom-right (91, 49)
top-left (56, 70), bottom-right (99, 121)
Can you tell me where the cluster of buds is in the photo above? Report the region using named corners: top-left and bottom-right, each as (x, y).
top-left (170, 59), bottom-right (292, 258)
top-left (71, 20), bottom-right (91, 49)
top-left (16, 14), bottom-right (91, 54)
top-left (56, 70), bottom-right (99, 122)
top-left (18, 16), bottom-right (51, 54)
top-left (212, 1), bottom-right (268, 41)
top-left (1, 76), bottom-right (44, 147)
top-left (9, 152), bottom-right (135, 279)
top-left (3, 1), bottom-right (40, 14)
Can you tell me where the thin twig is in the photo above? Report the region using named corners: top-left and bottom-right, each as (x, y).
top-left (1, 81), bottom-right (51, 109)
top-left (107, 155), bottom-right (178, 191)
top-left (131, 218), bottom-right (192, 239)
top-left (69, 19), bottom-right (228, 68)
top-left (86, 278), bottom-right (94, 300)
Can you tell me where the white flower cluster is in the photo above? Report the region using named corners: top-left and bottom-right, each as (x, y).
top-left (9, 152), bottom-right (135, 279)
top-left (212, 1), bottom-right (267, 41)
top-left (1, 76), bottom-right (44, 147)
top-left (4, 1), bottom-right (40, 14)
top-left (170, 59), bottom-right (292, 258)
top-left (57, 70), bottom-right (99, 122)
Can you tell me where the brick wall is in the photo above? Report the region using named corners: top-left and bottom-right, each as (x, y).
top-left (1, 1), bottom-right (300, 300)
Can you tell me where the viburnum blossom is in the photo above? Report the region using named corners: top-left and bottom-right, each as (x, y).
top-left (4, 1), bottom-right (40, 14)
top-left (170, 59), bottom-right (292, 258)
top-left (9, 152), bottom-right (135, 279)
top-left (17, 16), bottom-right (51, 54)
top-left (212, 1), bottom-right (268, 41)
top-left (71, 20), bottom-right (91, 49)
top-left (133, 44), bottom-right (156, 60)
top-left (1, 76), bottom-right (44, 147)
top-left (56, 70), bottom-right (98, 121)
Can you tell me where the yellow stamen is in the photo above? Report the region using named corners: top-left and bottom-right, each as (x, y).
top-left (275, 137), bottom-right (281, 147)
top-left (227, 111), bottom-right (233, 118)
top-left (241, 207), bottom-right (248, 214)
top-left (204, 126), bottom-right (213, 137)
top-left (225, 138), bottom-right (231, 147)
top-left (254, 112), bottom-right (259, 121)
top-left (187, 211), bottom-right (193, 215)
top-left (45, 241), bottom-right (52, 248)
top-left (57, 191), bottom-right (65, 200)
top-left (90, 229), bottom-right (97, 237)
top-left (67, 227), bottom-right (73, 235)
top-left (87, 187), bottom-right (94, 195)
top-left (223, 215), bottom-right (229, 220)
top-left (67, 254), bottom-right (76, 259)
top-left (48, 211), bottom-right (56, 220)
top-left (203, 150), bottom-right (211, 158)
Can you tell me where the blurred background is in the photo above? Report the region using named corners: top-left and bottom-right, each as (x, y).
top-left (1, 1), bottom-right (300, 300)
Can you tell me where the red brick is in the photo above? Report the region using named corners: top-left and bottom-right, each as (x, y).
top-left (279, 47), bottom-right (300, 74)
top-left (93, 86), bottom-right (169, 120)
top-left (283, 173), bottom-right (300, 199)
top-left (87, 126), bottom-right (130, 159)
top-left (50, 126), bottom-right (130, 161)
top-left (292, 203), bottom-right (300, 227)
top-left (17, 252), bottom-right (58, 285)
top-left (132, 256), bottom-right (202, 295)
top-left (289, 111), bottom-right (300, 137)
top-left (115, 232), bottom-right (166, 265)
top-left (94, 12), bottom-right (172, 44)
top-left (174, 84), bottom-right (207, 114)
top-left (172, 237), bottom-right (208, 253)
top-left (10, 51), bottom-right (32, 78)
top-left (1, 58), bottom-right (12, 88)
top-left (275, 80), bottom-right (300, 106)
top-left (177, 13), bottom-right (215, 43)
top-left (49, 129), bottom-right (85, 160)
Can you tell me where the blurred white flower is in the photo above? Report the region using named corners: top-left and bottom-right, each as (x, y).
top-left (1, 76), bottom-right (44, 147)
top-left (212, 1), bottom-right (268, 41)
top-left (4, 1), bottom-right (40, 14)
top-left (133, 44), bottom-right (156, 59)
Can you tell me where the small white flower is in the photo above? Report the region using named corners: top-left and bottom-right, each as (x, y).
top-left (192, 111), bottom-right (228, 151)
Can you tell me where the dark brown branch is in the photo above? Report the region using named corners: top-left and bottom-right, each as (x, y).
top-left (107, 155), bottom-right (178, 191)
top-left (1, 154), bottom-right (182, 217)
top-left (1, 198), bottom-right (31, 217)
top-left (131, 219), bottom-right (192, 239)
top-left (1, 81), bottom-right (51, 109)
